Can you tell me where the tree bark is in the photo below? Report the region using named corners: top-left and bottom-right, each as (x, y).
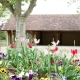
top-left (15, 0), bottom-right (37, 48)
top-left (15, 16), bottom-right (26, 48)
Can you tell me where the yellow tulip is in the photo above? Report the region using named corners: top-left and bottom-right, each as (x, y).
top-left (40, 77), bottom-right (45, 80)
top-left (45, 78), bottom-right (50, 80)
top-left (76, 66), bottom-right (80, 71)
top-left (58, 66), bottom-right (63, 72)
top-left (0, 61), bottom-right (2, 65)
top-left (73, 57), bottom-right (76, 61)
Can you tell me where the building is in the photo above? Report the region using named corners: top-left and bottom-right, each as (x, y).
top-left (1, 14), bottom-right (80, 46)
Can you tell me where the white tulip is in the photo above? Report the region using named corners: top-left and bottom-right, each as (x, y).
top-left (34, 39), bottom-right (40, 44)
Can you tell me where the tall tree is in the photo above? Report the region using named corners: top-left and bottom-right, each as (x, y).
top-left (0, 0), bottom-right (37, 48)
top-left (0, 4), bottom-right (5, 17)
top-left (68, 0), bottom-right (80, 13)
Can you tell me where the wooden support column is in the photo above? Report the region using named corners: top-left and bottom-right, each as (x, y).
top-left (60, 32), bottom-right (62, 45)
top-left (26, 31), bottom-right (32, 39)
top-left (40, 31), bottom-right (42, 45)
top-left (54, 31), bottom-right (60, 41)
top-left (27, 31), bottom-right (36, 39)
top-left (13, 31), bottom-right (16, 43)
top-left (9, 31), bottom-right (12, 44)
top-left (6, 31), bottom-right (11, 45)
top-left (6, 31), bottom-right (9, 46)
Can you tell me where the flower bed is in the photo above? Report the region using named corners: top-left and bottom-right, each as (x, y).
top-left (0, 39), bottom-right (80, 80)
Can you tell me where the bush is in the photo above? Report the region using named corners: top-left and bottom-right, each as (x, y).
top-left (0, 30), bottom-right (6, 40)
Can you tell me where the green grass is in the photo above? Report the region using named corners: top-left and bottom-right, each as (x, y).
top-left (0, 40), bottom-right (7, 46)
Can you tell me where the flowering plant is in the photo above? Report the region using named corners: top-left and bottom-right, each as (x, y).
top-left (2, 39), bottom-right (80, 80)
top-left (0, 52), bottom-right (9, 80)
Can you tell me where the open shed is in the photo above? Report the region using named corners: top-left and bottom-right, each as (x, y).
top-left (1, 14), bottom-right (80, 46)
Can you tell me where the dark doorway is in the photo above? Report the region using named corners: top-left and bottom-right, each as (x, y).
top-left (36, 31), bottom-right (80, 46)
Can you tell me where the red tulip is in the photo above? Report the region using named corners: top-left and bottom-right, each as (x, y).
top-left (55, 47), bottom-right (58, 51)
top-left (50, 49), bottom-right (55, 53)
top-left (50, 47), bottom-right (58, 53)
top-left (51, 60), bottom-right (55, 64)
top-left (71, 49), bottom-right (78, 55)
top-left (29, 44), bottom-right (33, 48)
top-left (10, 43), bottom-right (15, 48)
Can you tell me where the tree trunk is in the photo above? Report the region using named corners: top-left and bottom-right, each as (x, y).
top-left (15, 16), bottom-right (26, 48)
top-left (11, 0), bottom-right (37, 48)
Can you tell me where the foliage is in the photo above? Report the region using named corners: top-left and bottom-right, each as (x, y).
top-left (67, 0), bottom-right (80, 13)
top-left (0, 52), bottom-right (9, 80)
top-left (0, 30), bottom-right (6, 40)
top-left (0, 4), bottom-right (5, 17)
top-left (3, 41), bottom-right (80, 80)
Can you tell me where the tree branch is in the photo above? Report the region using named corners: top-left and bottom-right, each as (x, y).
top-left (0, 0), bottom-right (14, 15)
top-left (22, 0), bottom-right (37, 18)
top-left (14, 0), bottom-right (21, 17)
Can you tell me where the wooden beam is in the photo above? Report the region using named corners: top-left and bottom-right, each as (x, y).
top-left (27, 31), bottom-right (36, 38)
top-left (54, 31), bottom-right (60, 41)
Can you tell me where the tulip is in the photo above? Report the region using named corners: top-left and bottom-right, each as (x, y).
top-left (34, 39), bottom-right (40, 44)
top-left (10, 43), bottom-right (15, 48)
top-left (71, 49), bottom-right (78, 55)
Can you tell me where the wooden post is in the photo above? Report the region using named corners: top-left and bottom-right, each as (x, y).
top-left (54, 31), bottom-right (60, 41)
top-left (27, 31), bottom-right (36, 39)
top-left (40, 31), bottom-right (42, 45)
top-left (10, 31), bottom-right (12, 44)
top-left (13, 31), bottom-right (16, 43)
top-left (27, 31), bottom-right (33, 39)
top-left (6, 31), bottom-right (11, 45)
top-left (6, 31), bottom-right (9, 46)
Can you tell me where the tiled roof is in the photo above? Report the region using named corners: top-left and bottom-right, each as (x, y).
top-left (1, 14), bottom-right (80, 31)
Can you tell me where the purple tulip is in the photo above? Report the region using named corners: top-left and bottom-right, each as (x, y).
top-left (78, 63), bottom-right (80, 66)
top-left (10, 75), bottom-right (21, 80)
top-left (10, 75), bottom-right (26, 80)
top-left (58, 60), bottom-right (63, 66)
top-left (15, 77), bottom-right (20, 80)
top-left (0, 52), bottom-right (7, 57)
top-left (22, 78), bottom-right (26, 80)
top-left (10, 75), bottom-right (17, 79)
top-left (35, 71), bottom-right (39, 76)
top-left (29, 74), bottom-right (33, 80)
top-left (55, 73), bottom-right (59, 77)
